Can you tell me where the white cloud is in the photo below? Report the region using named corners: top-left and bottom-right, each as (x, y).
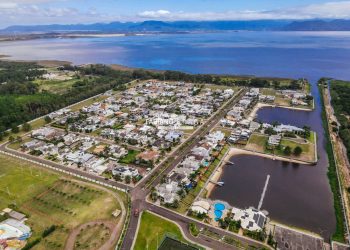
top-left (1, 1), bottom-right (350, 28)
top-left (138, 10), bottom-right (171, 19)
top-left (137, 1), bottom-right (350, 21)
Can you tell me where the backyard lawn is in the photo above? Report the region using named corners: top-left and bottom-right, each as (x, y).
top-left (119, 149), bottom-right (139, 164)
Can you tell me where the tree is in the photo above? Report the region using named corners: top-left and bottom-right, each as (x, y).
top-left (125, 175), bottom-right (131, 184)
top-left (272, 80), bottom-right (280, 89)
top-left (22, 122), bottom-right (31, 132)
top-left (44, 116), bottom-right (52, 123)
top-left (151, 191), bottom-right (158, 202)
top-left (9, 136), bottom-right (15, 142)
top-left (11, 125), bottom-right (19, 133)
top-left (132, 175), bottom-right (138, 183)
top-left (284, 146), bottom-right (292, 156)
top-left (218, 218), bottom-right (228, 229)
top-left (264, 127), bottom-right (276, 135)
top-left (113, 174), bottom-right (121, 182)
top-left (294, 146), bottom-right (303, 156)
top-left (172, 199), bottom-right (179, 208)
top-left (303, 126), bottom-right (311, 138)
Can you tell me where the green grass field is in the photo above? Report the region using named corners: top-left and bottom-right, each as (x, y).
top-left (0, 155), bottom-right (58, 209)
top-left (119, 150), bottom-right (139, 164)
top-left (280, 139), bottom-right (310, 153)
top-left (246, 133), bottom-right (316, 162)
top-left (134, 211), bottom-right (199, 250)
top-left (0, 155), bottom-right (123, 249)
top-left (34, 78), bottom-right (80, 94)
top-left (246, 134), bottom-right (268, 152)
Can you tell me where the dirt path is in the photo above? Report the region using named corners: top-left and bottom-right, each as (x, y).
top-left (64, 179), bottom-right (126, 250)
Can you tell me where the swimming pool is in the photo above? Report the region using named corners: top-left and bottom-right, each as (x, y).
top-left (214, 203), bottom-right (225, 211)
top-left (214, 202), bottom-right (225, 221)
top-left (214, 210), bottom-right (223, 220)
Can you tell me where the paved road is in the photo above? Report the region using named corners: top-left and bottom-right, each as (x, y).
top-left (0, 143), bottom-right (129, 192)
top-left (146, 203), bottom-right (264, 250)
top-left (140, 88), bottom-right (247, 191)
top-left (121, 89), bottom-right (264, 250)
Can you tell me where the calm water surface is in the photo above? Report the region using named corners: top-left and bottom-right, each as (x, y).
top-left (210, 107), bottom-right (333, 238)
top-left (2, 31), bottom-right (350, 239)
top-left (1, 31), bottom-right (350, 81)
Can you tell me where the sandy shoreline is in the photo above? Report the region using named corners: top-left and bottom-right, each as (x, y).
top-left (248, 103), bottom-right (271, 121)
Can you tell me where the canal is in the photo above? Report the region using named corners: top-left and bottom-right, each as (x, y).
top-left (210, 94), bottom-right (336, 240)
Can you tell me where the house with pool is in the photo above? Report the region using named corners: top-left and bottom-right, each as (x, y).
top-left (190, 199), bottom-right (268, 232)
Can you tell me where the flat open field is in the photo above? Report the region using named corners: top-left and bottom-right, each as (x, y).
top-left (34, 78), bottom-right (79, 94)
top-left (245, 133), bottom-right (268, 152)
top-left (0, 155), bottom-right (58, 209)
top-left (0, 154), bottom-right (123, 249)
top-left (134, 211), bottom-right (201, 250)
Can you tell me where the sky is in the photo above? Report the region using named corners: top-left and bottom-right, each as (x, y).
top-left (1, 0), bottom-right (350, 28)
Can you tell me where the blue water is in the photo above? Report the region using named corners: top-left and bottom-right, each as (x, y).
top-left (2, 31), bottom-right (350, 82)
top-left (214, 203), bottom-right (225, 211)
top-left (214, 210), bottom-right (223, 221)
top-left (214, 203), bottom-right (225, 221)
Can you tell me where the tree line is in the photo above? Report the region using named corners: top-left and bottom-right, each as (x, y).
top-left (329, 79), bottom-right (350, 161)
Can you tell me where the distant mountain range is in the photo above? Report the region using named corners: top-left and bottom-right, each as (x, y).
top-left (283, 19), bottom-right (350, 31)
top-left (1, 19), bottom-right (350, 34)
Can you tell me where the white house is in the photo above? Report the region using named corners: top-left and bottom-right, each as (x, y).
top-left (206, 131), bottom-right (225, 145)
top-left (191, 200), bottom-right (211, 214)
top-left (268, 135), bottom-right (281, 146)
top-left (191, 146), bottom-right (210, 158)
top-left (181, 156), bottom-right (201, 171)
top-left (231, 207), bottom-right (267, 231)
top-left (156, 181), bottom-right (181, 204)
top-left (165, 131), bottom-right (182, 142)
top-left (112, 166), bottom-right (139, 179)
